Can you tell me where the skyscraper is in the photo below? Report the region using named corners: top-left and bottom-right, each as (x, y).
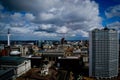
top-left (89, 28), bottom-right (119, 79)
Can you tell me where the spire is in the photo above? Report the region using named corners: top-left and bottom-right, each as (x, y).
top-left (8, 28), bottom-right (10, 34)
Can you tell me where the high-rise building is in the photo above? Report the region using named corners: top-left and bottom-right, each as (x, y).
top-left (89, 28), bottom-right (119, 79)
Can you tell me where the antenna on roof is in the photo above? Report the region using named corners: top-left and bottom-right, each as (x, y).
top-left (104, 25), bottom-right (109, 30)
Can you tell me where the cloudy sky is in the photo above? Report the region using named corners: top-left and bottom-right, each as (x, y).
top-left (0, 0), bottom-right (120, 40)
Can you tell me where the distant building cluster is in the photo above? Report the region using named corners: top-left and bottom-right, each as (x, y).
top-left (0, 27), bottom-right (119, 80)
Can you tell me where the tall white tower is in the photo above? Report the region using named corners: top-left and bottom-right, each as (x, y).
top-left (7, 29), bottom-right (10, 46)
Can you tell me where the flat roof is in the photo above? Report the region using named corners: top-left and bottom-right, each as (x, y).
top-left (58, 56), bottom-right (80, 59)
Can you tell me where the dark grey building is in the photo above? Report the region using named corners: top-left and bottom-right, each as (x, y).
top-left (89, 28), bottom-right (119, 79)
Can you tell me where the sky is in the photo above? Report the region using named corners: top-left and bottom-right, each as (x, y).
top-left (0, 0), bottom-right (120, 40)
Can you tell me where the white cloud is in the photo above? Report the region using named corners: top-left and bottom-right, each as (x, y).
top-left (10, 13), bottom-right (23, 21)
top-left (39, 13), bottom-right (55, 21)
top-left (11, 27), bottom-right (32, 34)
top-left (40, 24), bottom-right (52, 30)
top-left (73, 29), bottom-right (89, 37)
top-left (105, 5), bottom-right (120, 18)
top-left (34, 31), bottom-right (57, 38)
top-left (0, 0), bottom-right (103, 40)
top-left (10, 12), bottom-right (35, 22)
top-left (25, 13), bottom-right (35, 21)
top-left (107, 21), bottom-right (120, 29)
top-left (49, 8), bottom-right (58, 13)
top-left (56, 26), bottom-right (70, 34)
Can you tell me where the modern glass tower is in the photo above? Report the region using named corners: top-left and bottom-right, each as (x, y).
top-left (89, 28), bottom-right (119, 79)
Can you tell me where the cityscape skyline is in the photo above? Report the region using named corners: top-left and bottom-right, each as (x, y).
top-left (0, 0), bottom-right (120, 40)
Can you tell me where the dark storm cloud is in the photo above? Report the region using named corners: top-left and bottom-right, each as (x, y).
top-left (0, 0), bottom-right (41, 12)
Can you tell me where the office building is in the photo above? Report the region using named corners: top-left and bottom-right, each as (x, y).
top-left (89, 28), bottom-right (119, 79)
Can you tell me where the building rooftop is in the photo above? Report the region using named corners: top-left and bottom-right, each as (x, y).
top-left (92, 27), bottom-right (117, 32)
